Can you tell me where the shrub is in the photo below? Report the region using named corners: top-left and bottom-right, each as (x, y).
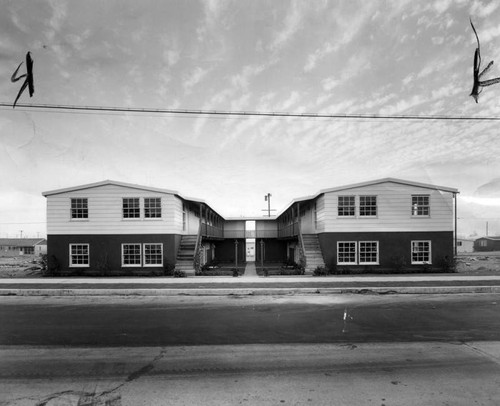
top-left (173, 269), bottom-right (187, 278)
top-left (439, 256), bottom-right (456, 273)
top-left (42, 255), bottom-right (60, 276)
top-left (313, 266), bottom-right (328, 276)
top-left (262, 268), bottom-right (269, 277)
top-left (163, 259), bottom-right (176, 276)
top-left (231, 268), bottom-right (239, 277)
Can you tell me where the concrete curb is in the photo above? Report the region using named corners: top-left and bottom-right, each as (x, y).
top-left (1, 286), bottom-right (500, 296)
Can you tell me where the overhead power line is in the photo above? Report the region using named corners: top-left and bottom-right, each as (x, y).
top-left (2, 102), bottom-right (500, 121)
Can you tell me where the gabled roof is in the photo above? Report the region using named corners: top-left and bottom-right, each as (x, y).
top-left (42, 180), bottom-right (208, 204)
top-left (0, 238), bottom-right (47, 247)
top-left (276, 178), bottom-right (459, 217)
top-left (42, 180), bottom-right (223, 217)
top-left (476, 236), bottom-right (500, 241)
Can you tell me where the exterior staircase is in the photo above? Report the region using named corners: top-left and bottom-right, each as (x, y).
top-left (176, 235), bottom-right (197, 275)
top-left (302, 234), bottom-right (325, 273)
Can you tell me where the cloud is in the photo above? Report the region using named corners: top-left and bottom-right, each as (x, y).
top-left (269, 1), bottom-right (303, 51)
top-left (183, 67), bottom-right (210, 93)
top-left (45, 0), bottom-right (68, 42)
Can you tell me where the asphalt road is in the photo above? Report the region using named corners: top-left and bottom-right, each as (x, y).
top-left (0, 293), bottom-right (499, 346)
top-left (1, 294), bottom-right (500, 405)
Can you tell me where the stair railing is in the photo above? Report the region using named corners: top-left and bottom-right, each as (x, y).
top-left (297, 221), bottom-right (307, 272)
top-left (193, 228), bottom-right (203, 273)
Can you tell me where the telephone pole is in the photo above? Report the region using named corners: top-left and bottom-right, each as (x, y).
top-left (262, 193), bottom-right (276, 217)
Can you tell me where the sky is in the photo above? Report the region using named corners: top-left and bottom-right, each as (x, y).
top-left (1, 0), bottom-right (500, 239)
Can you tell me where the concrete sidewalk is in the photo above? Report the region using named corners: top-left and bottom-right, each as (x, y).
top-left (1, 274), bottom-right (500, 296)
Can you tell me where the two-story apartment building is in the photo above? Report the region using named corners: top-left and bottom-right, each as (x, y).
top-left (43, 178), bottom-right (458, 275)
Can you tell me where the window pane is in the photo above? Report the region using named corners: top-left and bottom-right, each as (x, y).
top-left (338, 196), bottom-right (355, 216)
top-left (123, 244), bottom-right (141, 265)
top-left (360, 196), bottom-right (377, 216)
top-left (359, 241), bottom-right (378, 264)
top-left (70, 244), bottom-right (89, 266)
top-left (412, 195), bottom-right (430, 216)
top-left (145, 198), bottom-right (161, 218)
top-left (338, 242), bottom-right (357, 264)
top-left (71, 198), bottom-right (88, 219)
top-left (123, 198), bottom-right (140, 218)
top-left (144, 243), bottom-right (163, 265)
top-left (411, 241), bottom-right (431, 264)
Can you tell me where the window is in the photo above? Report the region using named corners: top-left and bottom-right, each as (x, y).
top-left (359, 241), bottom-right (379, 264)
top-left (182, 204), bottom-right (187, 231)
top-left (123, 198), bottom-right (140, 218)
top-left (412, 195), bottom-right (430, 216)
top-left (145, 198), bottom-right (162, 218)
top-left (479, 240), bottom-right (487, 247)
top-left (338, 196), bottom-right (355, 216)
top-left (411, 241), bottom-right (431, 264)
top-left (70, 244), bottom-right (89, 267)
top-left (337, 242), bottom-right (357, 264)
top-left (122, 244), bottom-right (141, 266)
top-left (144, 243), bottom-right (163, 266)
top-left (313, 202), bottom-right (318, 229)
top-left (359, 196), bottom-right (377, 216)
top-left (71, 198), bottom-right (88, 219)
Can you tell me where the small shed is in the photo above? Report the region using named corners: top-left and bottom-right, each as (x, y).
top-left (473, 236), bottom-right (500, 252)
top-left (0, 238), bottom-right (47, 256)
top-left (457, 239), bottom-right (474, 253)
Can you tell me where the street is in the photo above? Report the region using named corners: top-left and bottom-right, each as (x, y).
top-left (1, 294), bottom-right (500, 405)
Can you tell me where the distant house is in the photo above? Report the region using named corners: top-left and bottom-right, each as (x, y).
top-left (42, 178), bottom-right (458, 275)
top-left (457, 238), bottom-right (474, 253)
top-left (0, 238), bottom-right (47, 256)
top-left (474, 236), bottom-right (500, 252)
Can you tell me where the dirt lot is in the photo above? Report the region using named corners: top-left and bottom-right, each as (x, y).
top-left (0, 256), bottom-right (44, 278)
top-left (1, 252), bottom-right (500, 278)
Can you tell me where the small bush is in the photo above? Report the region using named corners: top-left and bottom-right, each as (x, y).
top-left (163, 259), bottom-right (176, 276)
top-left (173, 269), bottom-right (187, 278)
top-left (42, 255), bottom-right (60, 276)
top-left (231, 268), bottom-right (239, 277)
top-left (262, 268), bottom-right (269, 277)
top-left (313, 266), bottom-right (328, 276)
top-left (439, 256), bottom-right (456, 273)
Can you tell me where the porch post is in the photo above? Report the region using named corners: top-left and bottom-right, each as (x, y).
top-left (234, 239), bottom-right (239, 269)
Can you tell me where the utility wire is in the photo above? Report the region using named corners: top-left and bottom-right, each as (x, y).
top-left (2, 102), bottom-right (500, 121)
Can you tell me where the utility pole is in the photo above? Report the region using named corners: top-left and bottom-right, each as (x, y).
top-left (262, 193), bottom-right (276, 217)
top-left (19, 230), bottom-right (23, 239)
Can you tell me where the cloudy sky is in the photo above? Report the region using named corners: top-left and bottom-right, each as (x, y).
top-left (1, 0), bottom-right (500, 238)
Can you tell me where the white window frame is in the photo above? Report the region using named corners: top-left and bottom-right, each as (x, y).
top-left (337, 241), bottom-right (357, 265)
top-left (70, 198), bottom-right (88, 220)
top-left (143, 243), bottom-right (163, 267)
top-left (359, 195), bottom-right (377, 217)
top-left (338, 196), bottom-right (356, 217)
top-left (69, 244), bottom-right (90, 268)
top-left (359, 241), bottom-right (379, 265)
top-left (479, 240), bottom-right (487, 247)
top-left (411, 240), bottom-right (432, 264)
top-left (144, 197), bottom-right (162, 219)
top-left (122, 243), bottom-right (142, 266)
top-left (122, 198), bottom-right (141, 219)
top-left (411, 195), bottom-right (430, 217)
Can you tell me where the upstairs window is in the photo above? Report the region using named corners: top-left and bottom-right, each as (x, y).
top-left (71, 198), bottom-right (88, 219)
top-left (338, 196), bottom-right (355, 216)
top-left (145, 198), bottom-right (162, 218)
top-left (412, 195), bottom-right (430, 216)
top-left (123, 198), bottom-right (140, 218)
top-left (359, 196), bottom-right (377, 217)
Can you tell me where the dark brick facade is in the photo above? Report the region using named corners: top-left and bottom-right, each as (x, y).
top-left (47, 234), bottom-right (181, 276)
top-left (318, 231), bottom-right (453, 272)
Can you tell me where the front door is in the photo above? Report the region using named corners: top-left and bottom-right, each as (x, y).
top-left (246, 239), bottom-right (256, 262)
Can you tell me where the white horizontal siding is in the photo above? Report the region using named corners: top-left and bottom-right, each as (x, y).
top-left (322, 183), bottom-right (454, 232)
top-left (315, 195), bottom-right (326, 233)
top-left (46, 184), bottom-right (184, 235)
